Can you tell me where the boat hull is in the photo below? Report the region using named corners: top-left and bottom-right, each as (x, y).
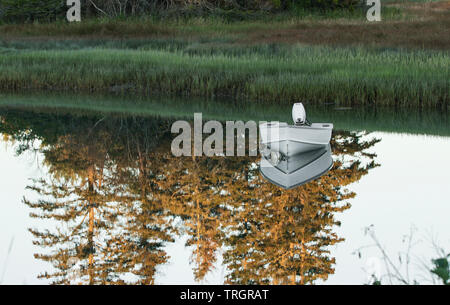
top-left (260, 144), bottom-right (333, 189)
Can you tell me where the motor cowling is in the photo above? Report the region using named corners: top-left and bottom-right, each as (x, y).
top-left (292, 103), bottom-right (306, 125)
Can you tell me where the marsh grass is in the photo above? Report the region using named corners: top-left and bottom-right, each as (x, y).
top-left (0, 2), bottom-right (447, 109)
top-left (0, 44), bottom-right (448, 108)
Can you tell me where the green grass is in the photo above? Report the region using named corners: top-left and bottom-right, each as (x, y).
top-left (0, 93), bottom-right (448, 136)
top-left (0, 2), bottom-right (447, 109)
top-left (0, 44), bottom-right (448, 108)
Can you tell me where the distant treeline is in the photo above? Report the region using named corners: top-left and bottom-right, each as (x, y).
top-left (0, 0), bottom-right (361, 22)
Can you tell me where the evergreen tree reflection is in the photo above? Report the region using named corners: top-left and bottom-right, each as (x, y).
top-left (0, 109), bottom-right (379, 285)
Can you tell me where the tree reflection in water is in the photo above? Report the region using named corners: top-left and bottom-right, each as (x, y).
top-left (0, 109), bottom-right (379, 285)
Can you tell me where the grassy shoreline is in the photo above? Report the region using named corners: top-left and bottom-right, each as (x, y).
top-left (0, 1), bottom-right (448, 109)
top-left (0, 45), bottom-right (448, 108)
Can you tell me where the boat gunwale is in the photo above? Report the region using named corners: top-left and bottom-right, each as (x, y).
top-left (259, 123), bottom-right (334, 131)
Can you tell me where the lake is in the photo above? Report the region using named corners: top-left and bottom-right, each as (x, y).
top-left (0, 94), bottom-right (449, 285)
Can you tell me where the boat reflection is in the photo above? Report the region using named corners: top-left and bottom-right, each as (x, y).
top-left (260, 144), bottom-right (333, 189)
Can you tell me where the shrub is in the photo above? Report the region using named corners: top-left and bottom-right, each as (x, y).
top-left (0, 0), bottom-right (362, 22)
top-left (0, 0), bottom-right (66, 22)
top-left (284, 0), bottom-right (361, 10)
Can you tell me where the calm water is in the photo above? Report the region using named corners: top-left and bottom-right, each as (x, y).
top-left (0, 100), bottom-right (449, 285)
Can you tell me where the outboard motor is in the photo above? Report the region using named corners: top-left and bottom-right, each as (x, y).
top-left (292, 103), bottom-right (307, 126)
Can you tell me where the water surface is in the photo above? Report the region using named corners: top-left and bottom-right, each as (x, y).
top-left (0, 96), bottom-right (449, 285)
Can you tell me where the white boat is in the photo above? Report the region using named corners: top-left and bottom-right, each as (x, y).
top-left (259, 103), bottom-right (333, 155)
top-left (260, 144), bottom-right (333, 189)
